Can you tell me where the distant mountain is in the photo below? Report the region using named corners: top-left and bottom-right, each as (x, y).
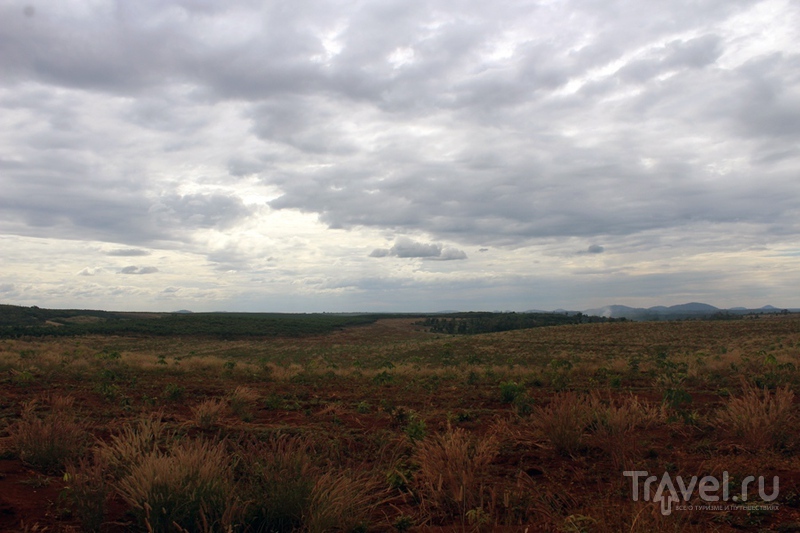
top-left (666, 302), bottom-right (719, 312)
top-left (583, 302), bottom-right (792, 320)
top-left (583, 305), bottom-right (639, 318)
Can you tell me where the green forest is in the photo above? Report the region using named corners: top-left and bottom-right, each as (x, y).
top-left (419, 311), bottom-right (623, 334)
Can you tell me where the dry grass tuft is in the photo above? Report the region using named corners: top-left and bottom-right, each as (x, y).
top-left (589, 393), bottom-right (662, 470)
top-left (412, 426), bottom-right (498, 521)
top-left (533, 392), bottom-right (594, 456)
top-left (304, 470), bottom-right (384, 533)
top-left (47, 393), bottom-right (77, 414)
top-left (229, 386), bottom-right (259, 420)
top-left (9, 399), bottom-right (88, 474)
top-left (115, 438), bottom-right (236, 533)
top-left (96, 412), bottom-right (172, 478)
top-left (191, 398), bottom-right (227, 429)
top-left (715, 382), bottom-right (795, 451)
top-left (63, 453), bottom-right (110, 532)
top-left (236, 434), bottom-right (316, 531)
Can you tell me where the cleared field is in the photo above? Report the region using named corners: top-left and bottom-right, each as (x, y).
top-left (1, 315), bottom-right (799, 532)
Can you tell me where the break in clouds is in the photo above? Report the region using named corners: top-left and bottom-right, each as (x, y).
top-left (0, 0), bottom-right (799, 311)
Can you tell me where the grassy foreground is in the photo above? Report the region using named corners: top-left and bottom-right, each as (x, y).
top-left (1, 315), bottom-right (800, 531)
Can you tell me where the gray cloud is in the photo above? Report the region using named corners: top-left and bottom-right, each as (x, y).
top-left (107, 248), bottom-right (150, 257)
top-left (77, 267), bottom-right (102, 276)
top-left (0, 0), bottom-right (798, 311)
top-left (391, 238), bottom-right (442, 258)
top-left (151, 193), bottom-right (252, 231)
top-left (439, 248), bottom-right (469, 261)
top-left (370, 237), bottom-right (467, 260)
top-left (368, 248), bottom-right (390, 258)
top-left (3, 2), bottom-right (797, 250)
top-left (119, 266), bottom-right (159, 275)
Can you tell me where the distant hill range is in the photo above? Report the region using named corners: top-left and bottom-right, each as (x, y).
top-left (581, 302), bottom-right (795, 321)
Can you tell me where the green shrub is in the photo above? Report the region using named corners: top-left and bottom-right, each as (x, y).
top-left (499, 381), bottom-right (525, 403)
top-left (512, 393), bottom-right (534, 416)
top-left (404, 413), bottom-right (427, 442)
top-left (162, 383), bottom-right (185, 402)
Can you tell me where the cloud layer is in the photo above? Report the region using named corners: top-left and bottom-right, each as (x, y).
top-left (0, 0), bottom-right (799, 311)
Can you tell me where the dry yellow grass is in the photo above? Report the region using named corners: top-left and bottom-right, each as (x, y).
top-left (715, 382), bottom-right (795, 451)
top-left (96, 413), bottom-right (172, 478)
top-left (412, 426), bottom-right (499, 521)
top-left (533, 391), bottom-right (594, 457)
top-left (115, 438), bottom-right (236, 533)
top-left (190, 398), bottom-right (227, 429)
top-left (9, 398), bottom-right (88, 474)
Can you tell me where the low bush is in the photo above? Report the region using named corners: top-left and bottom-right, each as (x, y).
top-left (499, 381), bottom-right (525, 403)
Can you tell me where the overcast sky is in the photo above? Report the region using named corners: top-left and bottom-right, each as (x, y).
top-left (1, 0), bottom-right (799, 312)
